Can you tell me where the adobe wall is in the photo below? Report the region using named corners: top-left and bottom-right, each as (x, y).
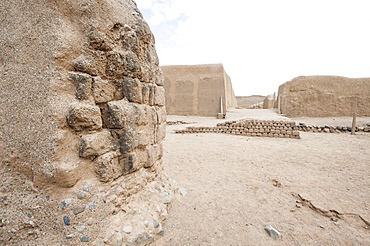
top-left (278, 76), bottom-right (370, 117)
top-left (236, 95), bottom-right (266, 108)
top-left (161, 64), bottom-right (237, 117)
top-left (0, 1), bottom-right (171, 245)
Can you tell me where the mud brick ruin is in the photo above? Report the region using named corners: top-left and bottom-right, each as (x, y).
top-left (161, 64), bottom-right (237, 118)
top-left (0, 0), bottom-right (172, 245)
top-left (175, 119), bottom-right (301, 139)
top-left (278, 76), bottom-right (370, 117)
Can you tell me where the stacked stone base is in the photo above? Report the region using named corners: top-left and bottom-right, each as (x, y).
top-left (296, 124), bottom-right (370, 133)
top-left (175, 119), bottom-right (300, 139)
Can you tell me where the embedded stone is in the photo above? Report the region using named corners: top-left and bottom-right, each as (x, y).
top-left (93, 77), bottom-right (116, 103)
top-left (80, 130), bottom-right (115, 158)
top-left (106, 99), bottom-right (139, 129)
top-left (145, 144), bottom-right (162, 168)
top-left (122, 77), bottom-right (142, 103)
top-left (155, 106), bottom-right (167, 125)
top-left (94, 151), bottom-right (122, 182)
top-left (141, 83), bottom-right (150, 105)
top-left (67, 102), bottom-right (102, 131)
top-left (155, 124), bottom-right (166, 144)
top-left (69, 72), bottom-right (94, 102)
top-left (154, 86), bottom-right (165, 106)
top-left (73, 205), bottom-right (85, 215)
top-left (72, 55), bottom-right (97, 76)
top-left (148, 84), bottom-right (156, 106)
top-left (88, 30), bottom-right (113, 51)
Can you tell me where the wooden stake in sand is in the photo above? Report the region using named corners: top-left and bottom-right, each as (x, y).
top-left (351, 112), bottom-right (356, 135)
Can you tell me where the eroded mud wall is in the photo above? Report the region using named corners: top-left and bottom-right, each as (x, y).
top-left (0, 0), bottom-right (171, 245)
top-left (161, 64), bottom-right (236, 117)
top-left (278, 76), bottom-right (370, 117)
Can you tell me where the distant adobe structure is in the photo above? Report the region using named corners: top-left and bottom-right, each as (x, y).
top-left (236, 95), bottom-right (266, 109)
top-left (278, 76), bottom-right (370, 117)
top-left (161, 64), bottom-right (237, 117)
top-left (0, 0), bottom-right (171, 245)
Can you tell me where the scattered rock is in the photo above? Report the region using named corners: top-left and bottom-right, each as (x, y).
top-left (63, 216), bottom-right (71, 226)
top-left (76, 225), bottom-right (86, 233)
top-left (153, 219), bottom-right (160, 228)
top-left (89, 203), bottom-right (96, 210)
top-left (77, 192), bottom-right (86, 200)
top-left (61, 199), bottom-right (72, 209)
top-left (73, 206), bottom-right (85, 215)
top-left (143, 220), bottom-right (149, 227)
top-left (123, 226), bottom-right (132, 234)
top-left (162, 190), bottom-right (173, 204)
top-left (66, 234), bottom-right (75, 239)
top-left (82, 183), bottom-right (92, 192)
top-left (80, 235), bottom-right (89, 242)
top-left (87, 218), bottom-right (93, 226)
top-left (264, 225), bottom-right (281, 239)
top-left (179, 187), bottom-right (188, 196)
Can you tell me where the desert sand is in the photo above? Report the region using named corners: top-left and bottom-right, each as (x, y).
top-left (155, 109), bottom-right (370, 245)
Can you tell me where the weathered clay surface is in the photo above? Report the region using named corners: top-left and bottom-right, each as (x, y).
top-left (0, 0), bottom-right (171, 245)
top-left (278, 76), bottom-right (370, 117)
top-left (161, 64), bottom-right (237, 117)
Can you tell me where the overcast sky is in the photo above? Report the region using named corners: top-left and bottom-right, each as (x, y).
top-left (135, 0), bottom-right (370, 96)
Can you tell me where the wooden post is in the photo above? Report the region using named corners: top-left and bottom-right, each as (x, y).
top-left (351, 113), bottom-right (356, 135)
top-left (220, 96), bottom-right (223, 114)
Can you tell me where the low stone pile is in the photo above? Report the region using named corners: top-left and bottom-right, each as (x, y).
top-left (296, 123), bottom-right (370, 133)
top-left (174, 119), bottom-right (300, 139)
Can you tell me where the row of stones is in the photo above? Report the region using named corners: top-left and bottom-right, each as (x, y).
top-left (296, 124), bottom-right (370, 133)
top-left (174, 119), bottom-right (300, 139)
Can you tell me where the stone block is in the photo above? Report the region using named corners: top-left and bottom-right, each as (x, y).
top-left (69, 72), bottom-right (94, 102)
top-left (80, 130), bottom-right (115, 158)
top-left (156, 106), bottom-right (167, 125)
top-left (94, 151), bottom-right (122, 182)
top-left (141, 83), bottom-right (150, 104)
top-left (72, 55), bottom-right (97, 76)
top-left (119, 128), bottom-right (138, 154)
top-left (106, 99), bottom-right (146, 129)
top-left (154, 86), bottom-right (165, 106)
top-left (121, 152), bottom-right (137, 174)
top-left (154, 68), bottom-right (164, 86)
top-left (93, 77), bottom-right (116, 103)
top-left (148, 84), bottom-right (156, 106)
top-left (122, 77), bottom-right (142, 104)
top-left (122, 51), bottom-right (141, 75)
top-left (67, 102), bottom-right (102, 131)
top-left (155, 124), bottom-right (166, 143)
top-left (88, 30), bottom-right (113, 51)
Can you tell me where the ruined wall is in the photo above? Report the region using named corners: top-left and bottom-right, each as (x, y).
top-left (263, 94), bottom-right (275, 109)
top-left (278, 76), bottom-right (370, 117)
top-left (0, 0), bottom-right (171, 245)
top-left (236, 95), bottom-right (265, 108)
top-left (161, 64), bottom-right (237, 117)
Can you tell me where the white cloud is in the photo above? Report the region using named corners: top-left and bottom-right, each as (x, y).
top-left (135, 0), bottom-right (370, 95)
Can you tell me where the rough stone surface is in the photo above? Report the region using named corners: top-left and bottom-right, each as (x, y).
top-left (278, 76), bottom-right (370, 117)
top-left (0, 1), bottom-right (169, 245)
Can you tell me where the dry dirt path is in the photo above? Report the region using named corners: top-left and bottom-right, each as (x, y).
top-left (155, 109), bottom-right (370, 246)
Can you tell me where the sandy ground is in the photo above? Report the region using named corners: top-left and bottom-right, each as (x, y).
top-left (155, 109), bottom-right (370, 246)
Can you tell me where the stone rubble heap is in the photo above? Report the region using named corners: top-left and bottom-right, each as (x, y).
top-left (175, 119), bottom-right (301, 139)
top-left (296, 123), bottom-right (370, 133)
